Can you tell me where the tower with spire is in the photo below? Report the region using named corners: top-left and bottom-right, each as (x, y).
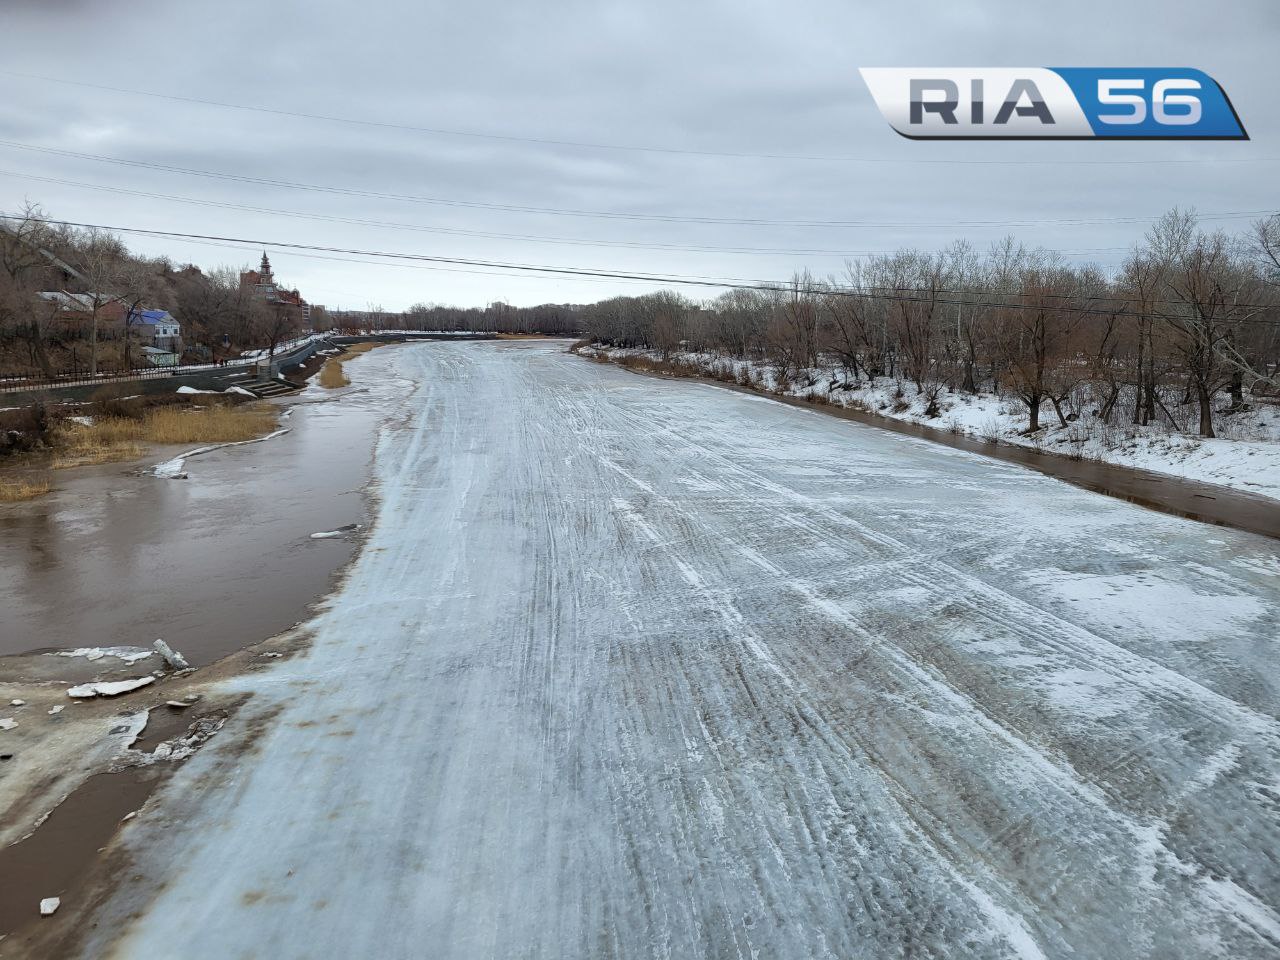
top-left (239, 249), bottom-right (311, 328)
top-left (250, 251), bottom-right (278, 299)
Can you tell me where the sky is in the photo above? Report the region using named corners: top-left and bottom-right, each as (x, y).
top-left (1, 0), bottom-right (1277, 311)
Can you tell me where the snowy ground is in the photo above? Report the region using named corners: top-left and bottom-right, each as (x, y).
top-left (581, 346), bottom-right (1280, 502)
top-left (74, 341), bottom-right (1280, 960)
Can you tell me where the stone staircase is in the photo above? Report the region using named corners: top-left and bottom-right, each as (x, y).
top-left (238, 378), bottom-right (302, 398)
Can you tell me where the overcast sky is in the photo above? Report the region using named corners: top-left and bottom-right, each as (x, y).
top-left (2, 0), bottom-right (1276, 310)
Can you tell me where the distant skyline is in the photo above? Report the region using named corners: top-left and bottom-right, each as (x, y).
top-left (2, 0), bottom-right (1277, 310)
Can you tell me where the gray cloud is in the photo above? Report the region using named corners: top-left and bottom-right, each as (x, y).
top-left (1, 0), bottom-right (1275, 309)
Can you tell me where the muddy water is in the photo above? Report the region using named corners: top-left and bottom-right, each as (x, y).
top-left (0, 768), bottom-right (157, 939)
top-left (0, 348), bottom-right (403, 666)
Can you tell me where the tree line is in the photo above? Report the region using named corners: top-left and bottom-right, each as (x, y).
top-left (5, 202), bottom-right (1278, 440)
top-left (0, 204), bottom-right (327, 377)
top-left (333, 301), bottom-right (585, 336)
top-left (580, 211), bottom-right (1280, 439)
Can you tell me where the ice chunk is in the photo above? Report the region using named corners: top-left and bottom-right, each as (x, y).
top-left (66, 677), bottom-right (156, 699)
top-left (310, 523), bottom-right (361, 540)
top-left (53, 647), bottom-right (153, 665)
top-left (0, 718), bottom-right (16, 730)
top-left (152, 639), bottom-right (191, 671)
top-left (40, 897), bottom-right (60, 916)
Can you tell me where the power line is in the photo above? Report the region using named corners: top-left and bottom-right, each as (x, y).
top-left (5, 69), bottom-right (1275, 166)
top-left (0, 140), bottom-right (1272, 231)
top-left (134, 232), bottom-right (712, 290)
top-left (0, 169), bottom-right (1133, 260)
top-left (9, 215), bottom-right (1280, 327)
top-left (0, 194), bottom-right (1252, 311)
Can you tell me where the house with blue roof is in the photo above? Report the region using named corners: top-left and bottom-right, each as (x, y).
top-left (127, 309), bottom-right (182, 352)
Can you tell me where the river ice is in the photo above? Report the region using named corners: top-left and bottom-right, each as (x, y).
top-left (77, 341), bottom-right (1280, 959)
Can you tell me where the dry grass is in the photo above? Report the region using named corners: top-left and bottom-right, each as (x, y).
top-left (314, 341), bottom-right (378, 387)
top-left (318, 358), bottom-right (350, 388)
top-left (142, 404), bottom-right (277, 444)
top-left (52, 403), bottom-right (278, 468)
top-left (0, 476), bottom-right (51, 502)
top-left (51, 437), bottom-right (144, 469)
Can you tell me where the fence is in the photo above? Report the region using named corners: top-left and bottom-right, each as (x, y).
top-left (0, 334), bottom-right (331, 395)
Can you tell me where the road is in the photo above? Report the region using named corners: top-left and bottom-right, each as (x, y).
top-left (78, 341), bottom-right (1280, 959)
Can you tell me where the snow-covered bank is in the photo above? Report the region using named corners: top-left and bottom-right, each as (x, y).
top-left (581, 345), bottom-right (1280, 502)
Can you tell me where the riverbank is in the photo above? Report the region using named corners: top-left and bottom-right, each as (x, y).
top-left (576, 344), bottom-right (1280, 541)
top-left (0, 344), bottom-right (402, 952)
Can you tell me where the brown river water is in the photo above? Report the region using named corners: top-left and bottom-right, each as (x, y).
top-left (0, 350), bottom-right (399, 666)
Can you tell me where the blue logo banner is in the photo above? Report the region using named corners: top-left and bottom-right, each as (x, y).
top-left (860, 68), bottom-right (1247, 139)
top-left (1050, 68), bottom-right (1246, 138)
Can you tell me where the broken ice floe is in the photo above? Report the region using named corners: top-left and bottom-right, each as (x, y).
top-left (40, 897), bottom-right (60, 916)
top-left (0, 718), bottom-right (16, 731)
top-left (310, 523), bottom-right (362, 540)
top-left (10, 698), bottom-right (24, 706)
top-left (112, 715), bottom-right (226, 771)
top-left (52, 646), bottom-right (153, 664)
top-left (48, 705), bottom-right (64, 715)
top-left (66, 677), bottom-right (156, 699)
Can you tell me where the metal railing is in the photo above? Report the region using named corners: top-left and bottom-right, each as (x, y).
top-left (0, 334), bottom-right (332, 394)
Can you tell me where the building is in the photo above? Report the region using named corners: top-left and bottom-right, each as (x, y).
top-left (139, 345), bottom-right (179, 367)
top-left (127, 309), bottom-right (182, 351)
top-left (240, 252), bottom-right (309, 325)
top-left (36, 291), bottom-right (128, 328)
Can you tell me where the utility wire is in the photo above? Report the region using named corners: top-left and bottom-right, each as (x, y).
top-left (0, 169), bottom-right (1133, 260)
top-left (9, 215), bottom-right (1280, 327)
top-left (0, 140), bottom-right (1272, 230)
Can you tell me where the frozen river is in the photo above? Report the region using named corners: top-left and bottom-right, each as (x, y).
top-left (76, 340), bottom-right (1280, 959)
